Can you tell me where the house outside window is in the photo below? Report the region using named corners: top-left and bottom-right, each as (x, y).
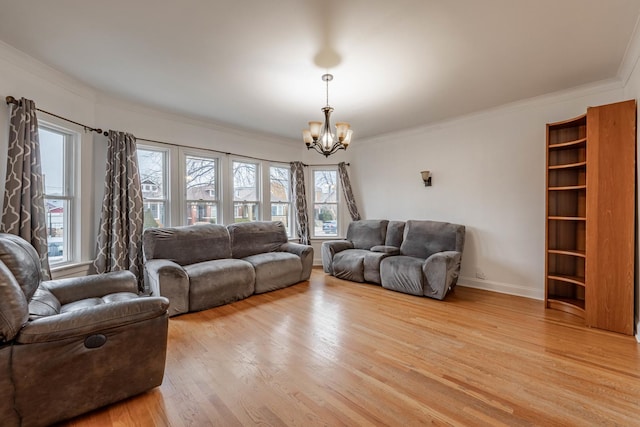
top-left (185, 154), bottom-right (218, 225)
top-left (138, 147), bottom-right (168, 228)
top-left (269, 165), bottom-right (292, 236)
top-left (232, 160), bottom-right (259, 223)
top-left (39, 125), bottom-right (76, 264)
top-left (312, 168), bottom-right (339, 237)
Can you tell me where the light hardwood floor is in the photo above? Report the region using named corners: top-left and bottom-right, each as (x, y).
top-left (63, 268), bottom-right (640, 426)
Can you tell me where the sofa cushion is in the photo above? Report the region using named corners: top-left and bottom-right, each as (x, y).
top-left (228, 221), bottom-right (288, 259)
top-left (185, 259), bottom-right (255, 312)
top-left (0, 233), bottom-right (41, 300)
top-left (380, 256), bottom-right (425, 296)
top-left (0, 261), bottom-right (28, 342)
top-left (385, 221), bottom-right (406, 247)
top-left (400, 220), bottom-right (465, 260)
top-left (143, 224), bottom-right (231, 265)
top-left (243, 252), bottom-right (302, 294)
top-left (346, 220), bottom-right (389, 250)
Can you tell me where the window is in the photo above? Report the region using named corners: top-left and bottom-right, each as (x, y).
top-left (312, 169), bottom-right (339, 237)
top-left (40, 126), bottom-right (75, 264)
top-left (232, 160), bottom-right (260, 223)
top-left (185, 155), bottom-right (218, 225)
top-left (270, 165), bottom-right (292, 236)
top-left (138, 147), bottom-right (168, 228)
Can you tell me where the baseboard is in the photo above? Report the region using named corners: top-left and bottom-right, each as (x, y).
top-left (457, 276), bottom-right (544, 301)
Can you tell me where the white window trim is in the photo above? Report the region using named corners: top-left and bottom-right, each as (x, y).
top-left (268, 163), bottom-right (293, 238)
top-left (230, 157), bottom-right (261, 224)
top-left (309, 165), bottom-right (343, 239)
top-left (38, 116), bottom-right (93, 271)
top-left (138, 143), bottom-right (173, 228)
top-left (180, 147), bottom-right (221, 225)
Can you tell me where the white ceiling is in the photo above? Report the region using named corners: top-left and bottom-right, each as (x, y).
top-left (0, 0), bottom-right (639, 141)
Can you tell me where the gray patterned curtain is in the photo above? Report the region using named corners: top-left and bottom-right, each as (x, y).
top-left (290, 161), bottom-right (310, 245)
top-left (93, 131), bottom-right (144, 290)
top-left (1, 98), bottom-right (51, 279)
top-left (338, 162), bottom-right (361, 221)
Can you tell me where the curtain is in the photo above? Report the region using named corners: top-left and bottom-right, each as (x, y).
top-left (93, 131), bottom-right (144, 290)
top-left (290, 161), bottom-right (310, 245)
top-left (338, 162), bottom-right (361, 221)
top-left (1, 98), bottom-right (51, 279)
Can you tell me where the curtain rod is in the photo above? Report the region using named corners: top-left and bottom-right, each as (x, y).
top-left (5, 95), bottom-right (350, 167)
top-left (137, 138), bottom-right (349, 167)
top-left (5, 95), bottom-right (107, 136)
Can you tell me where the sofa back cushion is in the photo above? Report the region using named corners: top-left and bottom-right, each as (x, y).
top-left (0, 261), bottom-right (28, 342)
top-left (385, 221), bottom-right (406, 247)
top-left (346, 220), bottom-right (389, 250)
top-left (228, 221), bottom-right (288, 259)
top-left (0, 233), bottom-right (41, 301)
top-left (143, 224), bottom-right (231, 265)
top-left (400, 220), bottom-right (465, 259)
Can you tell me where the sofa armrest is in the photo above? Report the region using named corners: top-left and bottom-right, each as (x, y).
top-left (43, 271), bottom-right (138, 305)
top-left (422, 251), bottom-right (462, 300)
top-left (321, 240), bottom-right (354, 274)
top-left (16, 296), bottom-right (169, 344)
top-left (279, 242), bottom-right (314, 281)
top-left (144, 259), bottom-right (190, 317)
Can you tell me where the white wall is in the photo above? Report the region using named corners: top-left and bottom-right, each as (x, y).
top-left (349, 82), bottom-right (626, 300)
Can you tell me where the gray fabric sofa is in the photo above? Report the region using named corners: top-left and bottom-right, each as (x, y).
top-left (0, 233), bottom-right (169, 427)
top-left (322, 219), bottom-right (465, 300)
top-left (143, 221), bottom-right (313, 316)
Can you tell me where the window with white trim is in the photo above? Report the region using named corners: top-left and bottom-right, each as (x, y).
top-left (312, 168), bottom-right (339, 237)
top-left (185, 154), bottom-right (219, 225)
top-left (137, 147), bottom-right (169, 229)
top-left (39, 125), bottom-right (76, 264)
top-left (269, 165), bottom-right (292, 236)
top-left (232, 160), bottom-right (260, 223)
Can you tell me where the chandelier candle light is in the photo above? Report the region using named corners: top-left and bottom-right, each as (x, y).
top-left (303, 73), bottom-right (353, 157)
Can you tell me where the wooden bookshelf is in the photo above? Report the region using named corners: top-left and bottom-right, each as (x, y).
top-left (545, 100), bottom-right (636, 335)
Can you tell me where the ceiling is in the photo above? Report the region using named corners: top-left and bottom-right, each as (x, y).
top-left (0, 0), bottom-right (639, 141)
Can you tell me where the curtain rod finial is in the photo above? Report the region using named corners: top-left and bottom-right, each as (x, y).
top-left (5, 95), bottom-right (17, 105)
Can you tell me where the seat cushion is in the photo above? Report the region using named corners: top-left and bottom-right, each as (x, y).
top-left (380, 256), bottom-right (425, 296)
top-left (60, 292), bottom-right (140, 313)
top-left (333, 249), bottom-right (391, 284)
top-left (243, 252), bottom-right (302, 294)
top-left (185, 259), bottom-right (255, 311)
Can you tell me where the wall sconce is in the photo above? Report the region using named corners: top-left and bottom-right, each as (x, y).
top-left (421, 170), bottom-right (432, 187)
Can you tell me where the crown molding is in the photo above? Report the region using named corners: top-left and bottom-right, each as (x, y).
top-left (618, 13), bottom-right (640, 87)
top-left (358, 78), bottom-right (624, 147)
top-left (0, 40), bottom-right (97, 102)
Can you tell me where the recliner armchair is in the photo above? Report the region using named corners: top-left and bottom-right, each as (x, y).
top-left (0, 233), bottom-right (170, 427)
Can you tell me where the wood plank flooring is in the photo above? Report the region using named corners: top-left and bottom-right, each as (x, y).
top-left (63, 268), bottom-right (640, 426)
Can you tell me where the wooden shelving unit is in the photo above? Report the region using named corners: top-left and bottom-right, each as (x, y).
top-left (545, 100), bottom-right (636, 335)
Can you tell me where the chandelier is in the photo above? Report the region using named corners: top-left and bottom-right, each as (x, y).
top-left (302, 73), bottom-right (352, 157)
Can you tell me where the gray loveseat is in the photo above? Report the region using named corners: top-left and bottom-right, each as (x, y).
top-left (322, 219), bottom-right (465, 300)
top-left (143, 221), bottom-right (313, 316)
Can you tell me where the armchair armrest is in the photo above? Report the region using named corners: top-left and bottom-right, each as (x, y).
top-left (144, 259), bottom-right (189, 316)
top-left (321, 240), bottom-right (354, 274)
top-left (16, 296), bottom-right (169, 344)
top-left (279, 242), bottom-right (314, 281)
top-left (422, 251), bottom-right (462, 300)
top-left (43, 270), bottom-right (137, 305)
